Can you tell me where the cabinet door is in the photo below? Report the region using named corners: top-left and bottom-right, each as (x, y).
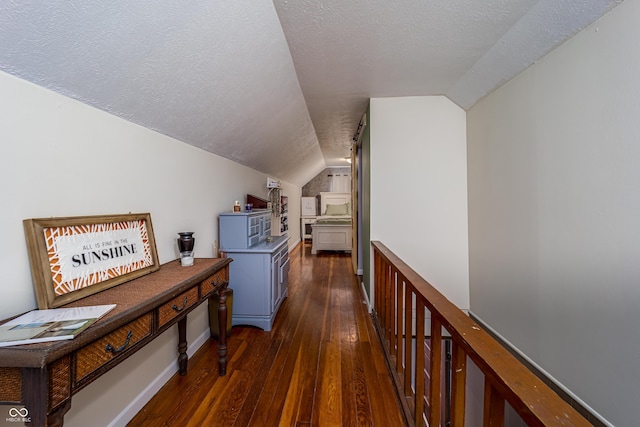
top-left (248, 216), bottom-right (260, 247)
top-left (219, 214), bottom-right (257, 249)
top-left (279, 255), bottom-right (290, 299)
top-left (264, 215), bottom-right (272, 235)
top-left (229, 253), bottom-right (270, 316)
top-left (271, 251), bottom-right (280, 312)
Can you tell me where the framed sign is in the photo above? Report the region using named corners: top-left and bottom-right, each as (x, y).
top-left (23, 213), bottom-right (159, 309)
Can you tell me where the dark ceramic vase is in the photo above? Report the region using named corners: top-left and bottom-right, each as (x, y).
top-left (177, 232), bottom-right (195, 253)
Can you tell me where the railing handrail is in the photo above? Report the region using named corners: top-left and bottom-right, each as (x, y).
top-left (371, 241), bottom-right (591, 426)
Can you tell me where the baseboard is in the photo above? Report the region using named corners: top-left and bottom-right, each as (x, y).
top-left (360, 281), bottom-right (372, 312)
top-left (107, 329), bottom-right (211, 427)
top-left (289, 237), bottom-right (301, 251)
top-left (469, 312), bottom-right (612, 427)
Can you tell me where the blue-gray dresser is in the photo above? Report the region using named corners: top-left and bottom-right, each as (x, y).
top-left (219, 210), bottom-right (289, 331)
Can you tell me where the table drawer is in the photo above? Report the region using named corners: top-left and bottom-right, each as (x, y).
top-left (201, 268), bottom-right (228, 297)
top-left (0, 367), bottom-right (21, 402)
top-left (0, 367), bottom-right (74, 420)
top-left (158, 287), bottom-right (198, 328)
top-left (75, 314), bottom-right (152, 381)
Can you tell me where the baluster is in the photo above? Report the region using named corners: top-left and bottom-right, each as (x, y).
top-left (450, 340), bottom-right (467, 427)
top-left (388, 265), bottom-right (395, 357)
top-left (415, 298), bottom-right (426, 425)
top-left (483, 379), bottom-right (505, 427)
top-left (429, 316), bottom-right (442, 427)
top-left (396, 275), bottom-right (403, 374)
top-left (404, 282), bottom-right (413, 396)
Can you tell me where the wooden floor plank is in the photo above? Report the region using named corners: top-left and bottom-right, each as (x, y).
top-left (351, 340), bottom-right (375, 426)
top-left (284, 297), bottom-right (323, 425)
top-left (127, 242), bottom-right (404, 426)
top-left (233, 334), bottom-right (281, 426)
top-left (315, 340), bottom-right (342, 426)
top-left (197, 370), bottom-right (252, 427)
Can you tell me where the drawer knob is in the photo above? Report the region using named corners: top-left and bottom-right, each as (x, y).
top-left (105, 331), bottom-right (133, 355)
top-left (172, 296), bottom-right (188, 312)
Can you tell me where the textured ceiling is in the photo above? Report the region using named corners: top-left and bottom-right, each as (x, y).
top-left (0, 1), bottom-right (623, 186)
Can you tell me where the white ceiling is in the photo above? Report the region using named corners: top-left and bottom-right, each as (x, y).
top-left (0, 1), bottom-right (623, 186)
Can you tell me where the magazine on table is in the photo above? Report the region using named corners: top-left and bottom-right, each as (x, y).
top-left (0, 304), bottom-right (116, 347)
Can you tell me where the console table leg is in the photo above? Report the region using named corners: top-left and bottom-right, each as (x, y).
top-left (177, 317), bottom-right (188, 375)
top-left (217, 289), bottom-right (228, 376)
top-left (23, 367), bottom-right (48, 426)
top-left (23, 367), bottom-right (69, 426)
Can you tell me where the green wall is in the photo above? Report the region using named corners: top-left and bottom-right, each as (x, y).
top-left (361, 103), bottom-right (371, 296)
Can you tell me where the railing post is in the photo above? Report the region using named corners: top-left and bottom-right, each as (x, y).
top-left (374, 251), bottom-right (383, 339)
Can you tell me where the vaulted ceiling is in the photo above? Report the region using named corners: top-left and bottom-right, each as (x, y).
top-left (0, 1), bottom-right (623, 186)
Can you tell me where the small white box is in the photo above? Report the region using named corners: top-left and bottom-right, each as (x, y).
top-left (267, 177), bottom-right (281, 188)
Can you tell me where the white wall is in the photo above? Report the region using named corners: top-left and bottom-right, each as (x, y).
top-left (0, 71), bottom-right (300, 426)
top-left (467, 1), bottom-right (640, 425)
top-left (369, 96), bottom-right (469, 310)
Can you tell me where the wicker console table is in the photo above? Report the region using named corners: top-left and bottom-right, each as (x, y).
top-left (0, 257), bottom-right (231, 426)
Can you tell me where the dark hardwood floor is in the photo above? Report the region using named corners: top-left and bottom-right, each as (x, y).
top-left (128, 242), bottom-right (404, 426)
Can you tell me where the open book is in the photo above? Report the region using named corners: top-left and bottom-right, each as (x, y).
top-left (0, 304), bottom-right (116, 347)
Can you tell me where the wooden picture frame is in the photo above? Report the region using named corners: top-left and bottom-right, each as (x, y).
top-left (23, 213), bottom-right (159, 309)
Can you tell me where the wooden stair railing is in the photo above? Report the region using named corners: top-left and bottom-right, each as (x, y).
top-left (371, 241), bottom-right (592, 427)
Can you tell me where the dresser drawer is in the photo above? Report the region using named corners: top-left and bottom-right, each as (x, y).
top-left (200, 268), bottom-right (228, 297)
top-left (158, 287), bottom-right (198, 328)
top-left (75, 314), bottom-right (152, 381)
